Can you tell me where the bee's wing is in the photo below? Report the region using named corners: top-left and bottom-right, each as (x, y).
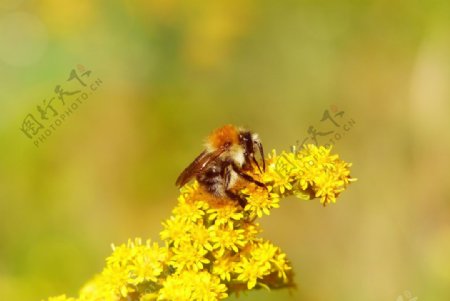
top-left (175, 148), bottom-right (225, 187)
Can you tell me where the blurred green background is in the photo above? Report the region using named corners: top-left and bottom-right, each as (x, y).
top-left (1, 0), bottom-right (450, 300)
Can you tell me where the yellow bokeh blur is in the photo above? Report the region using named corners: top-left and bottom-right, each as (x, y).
top-left (0, 1), bottom-right (449, 300)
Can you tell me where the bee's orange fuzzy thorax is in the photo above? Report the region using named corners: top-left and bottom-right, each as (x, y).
top-left (208, 125), bottom-right (239, 149)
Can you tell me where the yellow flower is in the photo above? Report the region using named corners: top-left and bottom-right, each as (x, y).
top-left (172, 194), bottom-right (209, 223)
top-left (106, 241), bottom-right (132, 267)
top-left (126, 241), bottom-right (167, 285)
top-left (157, 272), bottom-right (192, 301)
top-left (250, 241), bottom-right (278, 263)
top-left (160, 215), bottom-right (191, 247)
top-left (252, 241), bottom-right (291, 282)
top-left (210, 224), bottom-right (246, 256)
top-left (263, 145), bottom-right (355, 206)
top-left (191, 272), bottom-right (228, 301)
top-left (79, 276), bottom-right (113, 301)
top-left (207, 203), bottom-right (244, 226)
top-left (241, 222), bottom-right (261, 241)
top-left (233, 240), bottom-right (292, 290)
top-left (140, 293), bottom-right (159, 301)
top-left (189, 221), bottom-right (214, 251)
top-left (234, 257), bottom-right (271, 289)
top-left (158, 271), bottom-right (228, 301)
top-left (243, 187), bottom-right (280, 218)
top-left (271, 251), bottom-right (291, 281)
top-left (44, 144), bottom-right (354, 301)
top-left (101, 262), bottom-right (133, 298)
top-left (263, 151), bottom-right (298, 194)
top-left (212, 256), bottom-right (236, 282)
top-left (169, 240), bottom-right (210, 272)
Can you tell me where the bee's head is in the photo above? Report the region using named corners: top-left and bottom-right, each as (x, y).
top-left (239, 130), bottom-right (265, 173)
top-left (206, 124), bottom-right (239, 152)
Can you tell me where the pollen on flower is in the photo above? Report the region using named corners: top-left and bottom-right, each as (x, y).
top-left (189, 221), bottom-right (214, 251)
top-left (263, 144), bottom-right (355, 206)
top-left (207, 203), bottom-right (244, 226)
top-left (158, 271), bottom-right (228, 301)
top-left (126, 241), bottom-right (167, 285)
top-left (212, 256), bottom-right (237, 282)
top-left (44, 144), bottom-right (354, 301)
top-left (160, 215), bottom-right (191, 247)
top-left (243, 187), bottom-right (280, 218)
top-left (234, 256), bottom-right (271, 289)
top-left (172, 194), bottom-right (208, 223)
top-left (170, 240), bottom-right (210, 272)
top-left (210, 224), bottom-right (246, 256)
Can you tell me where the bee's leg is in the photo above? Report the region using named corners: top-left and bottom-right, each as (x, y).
top-left (231, 163), bottom-right (269, 199)
top-left (252, 155), bottom-right (263, 174)
top-left (223, 164), bottom-right (247, 208)
top-left (225, 189), bottom-right (247, 208)
top-left (231, 163), bottom-right (267, 189)
top-left (254, 140), bottom-right (266, 172)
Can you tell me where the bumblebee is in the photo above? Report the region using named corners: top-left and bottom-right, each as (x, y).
top-left (176, 125), bottom-right (266, 207)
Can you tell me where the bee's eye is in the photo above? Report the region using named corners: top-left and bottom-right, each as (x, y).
top-left (240, 132), bottom-right (250, 144)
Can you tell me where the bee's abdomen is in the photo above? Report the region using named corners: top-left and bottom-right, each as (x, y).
top-left (197, 164), bottom-right (225, 197)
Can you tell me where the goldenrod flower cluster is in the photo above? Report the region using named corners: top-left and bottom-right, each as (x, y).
top-left (44, 144), bottom-right (355, 301)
